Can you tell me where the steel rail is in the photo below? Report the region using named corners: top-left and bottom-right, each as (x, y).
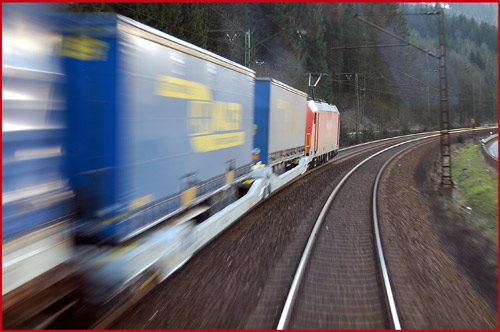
top-left (277, 133), bottom-right (440, 330)
top-left (338, 127), bottom-right (497, 155)
top-left (372, 143), bottom-right (421, 329)
top-left (372, 137), bottom-right (442, 329)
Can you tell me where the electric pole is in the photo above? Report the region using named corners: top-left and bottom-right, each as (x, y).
top-left (355, 10), bottom-right (453, 187)
top-left (244, 30), bottom-right (251, 68)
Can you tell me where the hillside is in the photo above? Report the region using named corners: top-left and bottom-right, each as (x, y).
top-left (68, 3), bottom-right (498, 141)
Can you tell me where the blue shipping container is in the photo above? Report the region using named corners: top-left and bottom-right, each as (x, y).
top-left (253, 78), bottom-right (308, 166)
top-left (60, 14), bottom-right (255, 243)
top-left (2, 4), bottom-right (74, 241)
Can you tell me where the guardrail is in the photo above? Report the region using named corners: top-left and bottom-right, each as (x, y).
top-left (481, 133), bottom-right (498, 170)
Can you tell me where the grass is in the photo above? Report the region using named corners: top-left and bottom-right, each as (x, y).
top-left (419, 139), bottom-right (498, 311)
top-left (452, 143), bottom-right (498, 244)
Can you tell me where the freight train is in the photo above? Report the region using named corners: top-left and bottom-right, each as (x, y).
top-left (2, 4), bottom-right (340, 320)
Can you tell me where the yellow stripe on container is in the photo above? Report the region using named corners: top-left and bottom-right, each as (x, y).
top-left (129, 194), bottom-right (153, 211)
top-left (100, 212), bottom-right (129, 226)
top-left (61, 35), bottom-right (108, 61)
top-left (181, 186), bottom-right (198, 206)
top-left (226, 170), bottom-right (235, 185)
top-left (155, 75), bottom-right (213, 101)
top-left (190, 132), bottom-right (245, 152)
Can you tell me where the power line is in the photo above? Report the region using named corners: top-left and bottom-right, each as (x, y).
top-left (116, 4), bottom-right (497, 105)
top-left (116, 4), bottom-right (209, 41)
top-left (326, 76), bottom-right (441, 99)
top-left (331, 43), bottom-right (409, 50)
top-left (207, 3), bottom-right (299, 67)
top-left (354, 14), bottom-right (441, 59)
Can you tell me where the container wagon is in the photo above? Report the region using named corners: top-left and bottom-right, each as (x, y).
top-left (60, 13), bottom-right (256, 244)
top-left (253, 78), bottom-right (308, 175)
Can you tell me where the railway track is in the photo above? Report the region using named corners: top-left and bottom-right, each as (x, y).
top-left (103, 132), bottom-right (441, 329)
top-left (48, 128), bottom-right (496, 329)
top-left (277, 134), bottom-right (437, 329)
top-left (276, 127), bottom-right (496, 329)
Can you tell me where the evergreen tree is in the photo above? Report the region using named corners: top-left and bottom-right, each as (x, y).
top-left (66, 3), bottom-right (497, 130)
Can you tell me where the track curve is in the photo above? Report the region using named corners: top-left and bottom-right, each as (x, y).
top-left (48, 128), bottom-right (497, 329)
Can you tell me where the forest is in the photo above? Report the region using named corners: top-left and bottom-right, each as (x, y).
top-left (68, 3), bottom-right (498, 144)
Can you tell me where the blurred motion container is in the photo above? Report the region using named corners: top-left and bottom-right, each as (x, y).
top-left (253, 78), bottom-right (308, 171)
top-left (59, 14), bottom-right (255, 243)
top-left (2, 3), bottom-right (77, 328)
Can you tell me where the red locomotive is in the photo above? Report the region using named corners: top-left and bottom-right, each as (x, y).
top-left (305, 99), bottom-right (341, 168)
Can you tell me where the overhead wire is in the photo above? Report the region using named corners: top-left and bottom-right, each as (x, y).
top-left (115, 4), bottom-right (212, 42)
top-left (326, 76), bottom-right (441, 99)
top-left (115, 4), bottom-right (497, 104)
